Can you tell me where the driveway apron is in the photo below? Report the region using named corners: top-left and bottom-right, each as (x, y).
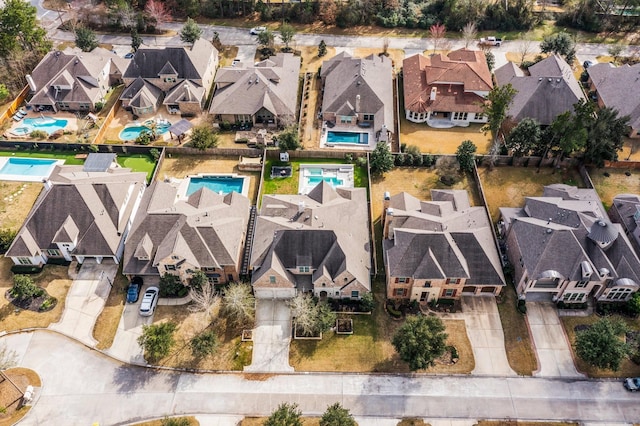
top-left (461, 295), bottom-right (517, 376)
top-left (245, 299), bottom-right (294, 372)
top-left (48, 260), bottom-right (118, 347)
top-left (527, 302), bottom-right (584, 377)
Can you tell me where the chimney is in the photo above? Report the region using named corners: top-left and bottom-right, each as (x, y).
top-left (430, 87), bottom-right (437, 101)
top-left (298, 201), bottom-right (305, 214)
top-left (26, 75), bottom-right (37, 92)
top-left (355, 94), bottom-right (361, 113)
top-left (383, 208), bottom-right (394, 239)
top-left (184, 82), bottom-right (190, 100)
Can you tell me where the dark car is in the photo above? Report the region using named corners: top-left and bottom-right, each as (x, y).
top-left (124, 52), bottom-right (135, 59)
top-left (126, 276), bottom-right (143, 303)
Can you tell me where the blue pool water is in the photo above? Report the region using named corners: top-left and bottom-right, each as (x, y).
top-left (120, 123), bottom-right (171, 140)
top-left (307, 176), bottom-right (344, 187)
top-left (306, 168), bottom-right (323, 176)
top-left (0, 157), bottom-right (58, 177)
top-left (327, 131), bottom-right (369, 144)
top-left (187, 176), bottom-right (245, 196)
top-left (18, 117), bottom-right (68, 135)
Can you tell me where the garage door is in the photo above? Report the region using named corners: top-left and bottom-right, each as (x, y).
top-left (462, 286), bottom-right (476, 293)
top-left (480, 286), bottom-right (496, 293)
top-left (254, 288), bottom-right (296, 299)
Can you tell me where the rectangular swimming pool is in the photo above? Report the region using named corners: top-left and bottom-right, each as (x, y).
top-left (307, 176), bottom-right (344, 187)
top-left (298, 164), bottom-right (354, 195)
top-left (186, 176), bottom-right (246, 196)
top-left (0, 157), bottom-right (62, 182)
top-left (327, 131), bottom-right (369, 145)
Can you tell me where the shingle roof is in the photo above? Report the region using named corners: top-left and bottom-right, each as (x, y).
top-left (588, 62), bottom-right (640, 131)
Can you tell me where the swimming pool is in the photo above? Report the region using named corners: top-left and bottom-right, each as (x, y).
top-left (0, 157), bottom-right (64, 182)
top-left (186, 176), bottom-right (247, 196)
top-left (307, 176), bottom-right (344, 187)
top-left (15, 117), bottom-right (69, 135)
top-left (119, 123), bottom-right (171, 141)
top-left (326, 131), bottom-right (369, 145)
top-left (298, 164), bottom-right (354, 195)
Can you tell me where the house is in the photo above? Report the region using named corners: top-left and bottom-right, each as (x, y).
top-left (320, 52), bottom-right (394, 143)
top-left (499, 184), bottom-right (640, 303)
top-left (26, 48), bottom-right (127, 113)
top-left (120, 39), bottom-right (218, 116)
top-left (6, 154), bottom-right (146, 267)
top-left (609, 194), bottom-right (640, 254)
top-left (494, 54), bottom-right (585, 126)
top-left (382, 190), bottom-right (505, 302)
top-left (587, 63), bottom-right (640, 138)
top-left (402, 49), bottom-right (492, 127)
top-left (123, 180), bottom-right (251, 285)
top-left (209, 53), bottom-right (301, 128)
top-left (250, 181), bottom-right (370, 299)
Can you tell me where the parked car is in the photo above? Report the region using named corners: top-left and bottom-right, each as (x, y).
top-left (139, 286), bottom-right (159, 316)
top-left (623, 377), bottom-right (640, 391)
top-left (478, 36), bottom-right (502, 47)
top-left (126, 276), bottom-right (143, 303)
top-left (232, 58), bottom-right (241, 67)
top-left (583, 60), bottom-right (597, 69)
top-left (250, 26), bottom-right (266, 35)
top-left (124, 52), bottom-right (134, 59)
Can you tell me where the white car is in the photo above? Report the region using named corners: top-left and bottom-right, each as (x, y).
top-left (624, 377), bottom-right (640, 392)
top-left (250, 26), bottom-right (266, 35)
top-left (139, 286), bottom-right (159, 317)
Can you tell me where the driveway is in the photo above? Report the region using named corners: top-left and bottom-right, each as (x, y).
top-left (244, 299), bottom-right (293, 373)
top-left (461, 295), bottom-right (517, 376)
top-left (48, 260), bottom-right (118, 347)
top-left (527, 302), bottom-right (584, 378)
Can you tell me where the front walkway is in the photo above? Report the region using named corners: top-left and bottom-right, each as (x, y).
top-left (244, 299), bottom-right (294, 373)
top-left (527, 302), bottom-right (584, 378)
top-left (48, 260), bottom-right (118, 347)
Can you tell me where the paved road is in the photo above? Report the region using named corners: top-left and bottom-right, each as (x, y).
top-left (3, 331), bottom-right (640, 425)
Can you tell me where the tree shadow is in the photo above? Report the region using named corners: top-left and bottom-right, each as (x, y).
top-left (111, 363), bottom-right (180, 395)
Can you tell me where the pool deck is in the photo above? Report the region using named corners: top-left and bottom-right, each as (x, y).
top-left (6, 111), bottom-right (79, 138)
top-left (175, 173), bottom-right (251, 199)
top-left (298, 163), bottom-right (354, 195)
top-left (319, 124), bottom-right (376, 151)
top-left (0, 157), bottom-right (65, 182)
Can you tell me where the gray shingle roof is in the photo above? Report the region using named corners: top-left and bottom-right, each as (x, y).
top-left (588, 62), bottom-right (640, 131)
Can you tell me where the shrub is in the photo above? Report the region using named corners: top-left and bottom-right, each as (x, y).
top-left (386, 301), bottom-right (402, 318)
top-left (190, 329), bottom-right (218, 358)
top-left (138, 322), bottom-right (177, 362)
top-left (189, 125), bottom-right (219, 150)
top-left (135, 130), bottom-right (153, 145)
top-left (95, 101), bottom-right (105, 112)
top-left (355, 156), bottom-right (368, 168)
top-left (517, 298), bottom-right (527, 314)
top-left (11, 275), bottom-right (43, 300)
top-left (395, 153), bottom-right (405, 165)
top-left (448, 345), bottom-right (459, 359)
top-left (149, 148), bottom-right (161, 161)
top-left (39, 296), bottom-right (57, 311)
top-left (159, 274), bottom-right (186, 297)
top-left (423, 154), bottom-right (435, 166)
top-left (30, 130), bottom-right (47, 139)
top-left (360, 292), bottom-right (375, 312)
top-left (0, 228), bottom-right (17, 253)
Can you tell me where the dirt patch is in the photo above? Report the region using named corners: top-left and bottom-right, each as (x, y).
top-left (0, 182), bottom-right (43, 231)
top-left (131, 417), bottom-right (199, 426)
top-left (241, 372), bottom-right (275, 381)
top-left (0, 368), bottom-right (40, 426)
top-left (400, 116), bottom-right (493, 155)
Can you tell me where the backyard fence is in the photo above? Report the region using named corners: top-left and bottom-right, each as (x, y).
top-left (0, 86), bottom-right (29, 125)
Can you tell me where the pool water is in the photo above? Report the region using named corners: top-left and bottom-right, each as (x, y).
top-left (19, 117), bottom-right (69, 135)
top-left (306, 168), bottom-right (323, 176)
top-left (327, 131), bottom-right (369, 144)
top-left (307, 176), bottom-right (344, 187)
top-left (120, 123), bottom-right (171, 141)
top-left (0, 157), bottom-right (61, 181)
top-left (187, 176), bottom-right (245, 196)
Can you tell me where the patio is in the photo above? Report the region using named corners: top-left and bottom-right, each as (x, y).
top-left (3, 111), bottom-right (83, 142)
top-left (319, 123), bottom-right (376, 151)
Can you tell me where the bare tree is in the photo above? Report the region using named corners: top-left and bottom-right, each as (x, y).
top-left (461, 22), bottom-right (477, 49)
top-left (144, 0), bottom-right (172, 24)
top-left (188, 282), bottom-right (221, 324)
top-left (222, 282), bottom-right (255, 326)
top-left (289, 293), bottom-right (318, 336)
top-left (518, 36), bottom-right (534, 65)
top-left (0, 342), bottom-right (18, 370)
top-left (382, 37), bottom-right (390, 56)
top-left (429, 22), bottom-right (446, 54)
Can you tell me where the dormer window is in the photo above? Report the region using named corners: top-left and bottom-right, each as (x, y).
top-left (298, 266), bottom-right (310, 273)
top-left (164, 77), bottom-right (176, 83)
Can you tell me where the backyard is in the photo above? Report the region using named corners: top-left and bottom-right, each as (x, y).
top-left (399, 117), bottom-right (493, 155)
top-left (0, 181), bottom-right (43, 232)
top-left (587, 167), bottom-right (640, 210)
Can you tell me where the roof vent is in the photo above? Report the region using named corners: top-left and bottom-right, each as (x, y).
top-left (556, 79), bottom-right (561, 83)
top-left (538, 77), bottom-right (542, 82)
top-left (548, 78), bottom-right (552, 82)
top-left (545, 228), bottom-right (552, 234)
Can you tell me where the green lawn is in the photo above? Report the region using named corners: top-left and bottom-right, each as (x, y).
top-left (116, 153), bottom-right (157, 182)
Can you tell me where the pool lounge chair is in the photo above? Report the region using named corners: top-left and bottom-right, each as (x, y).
top-left (12, 112), bottom-right (25, 122)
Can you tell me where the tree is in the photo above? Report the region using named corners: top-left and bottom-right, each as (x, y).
top-left (581, 104), bottom-right (630, 167)
top-left (320, 402), bottom-right (356, 426)
top-left (188, 278), bottom-right (220, 323)
top-left (506, 118), bottom-right (541, 156)
top-left (482, 84), bottom-right (517, 149)
top-left (456, 140), bottom-right (477, 172)
top-left (0, 341), bottom-right (18, 370)
top-left (131, 29), bottom-right (142, 52)
top-left (575, 317), bottom-right (630, 371)
top-left (75, 27), bottom-right (98, 52)
top-left (159, 274), bottom-right (185, 297)
top-left (518, 35), bottom-right (534, 65)
top-left (138, 322), bottom-right (177, 362)
top-left (265, 402), bottom-right (303, 426)
top-left (461, 22), bottom-right (477, 49)
top-left (279, 23), bottom-right (296, 50)
top-left (289, 293), bottom-right (325, 336)
top-left (144, 0), bottom-right (172, 24)
top-left (608, 44), bottom-right (625, 64)
top-left (392, 315), bottom-right (448, 371)
top-left (0, 0), bottom-right (51, 57)
top-left (11, 275), bottom-right (43, 300)
top-left (189, 125), bottom-right (219, 151)
top-left (360, 292), bottom-right (375, 312)
top-left (318, 40), bottom-right (327, 57)
top-left (190, 329), bottom-right (218, 358)
top-left (429, 22), bottom-right (446, 54)
top-left (0, 84), bottom-right (9, 103)
top-left (0, 228), bottom-right (16, 253)
top-left (369, 142), bottom-right (394, 175)
top-left (257, 29), bottom-right (275, 49)
top-left (319, 0), bottom-right (338, 25)
top-left (540, 32), bottom-right (576, 64)
top-left (628, 292), bottom-right (640, 317)
top-left (222, 282), bottom-right (255, 326)
top-left (277, 125), bottom-right (300, 151)
top-left (179, 18), bottom-right (202, 45)
top-left (484, 51), bottom-right (495, 71)
top-left (543, 109), bottom-right (587, 161)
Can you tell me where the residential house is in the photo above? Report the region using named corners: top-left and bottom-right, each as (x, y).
top-left (26, 47), bottom-right (127, 113)
top-left (499, 184), bottom-right (640, 303)
top-left (587, 63), bottom-right (640, 138)
top-left (382, 190), bottom-right (505, 302)
top-left (320, 52), bottom-right (394, 144)
top-left (6, 154), bottom-right (146, 267)
top-left (209, 53), bottom-right (301, 128)
top-left (609, 194), bottom-right (640, 254)
top-left (123, 180), bottom-right (250, 285)
top-left (494, 54), bottom-right (585, 125)
top-left (121, 39), bottom-right (218, 116)
top-left (403, 49), bottom-right (492, 127)
top-left (250, 181), bottom-right (370, 299)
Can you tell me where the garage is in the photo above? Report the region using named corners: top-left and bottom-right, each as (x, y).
top-left (480, 286), bottom-right (496, 293)
top-left (462, 286), bottom-right (476, 294)
top-left (253, 288), bottom-right (296, 299)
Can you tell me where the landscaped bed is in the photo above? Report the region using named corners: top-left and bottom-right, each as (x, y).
top-left (0, 368), bottom-right (41, 426)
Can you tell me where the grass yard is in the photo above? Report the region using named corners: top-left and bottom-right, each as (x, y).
top-left (353, 48), bottom-right (405, 70)
top-left (92, 265), bottom-right (129, 350)
top-left (131, 417), bottom-right (199, 426)
top-left (496, 284), bottom-right (538, 376)
top-left (588, 167), bottom-right (640, 210)
top-left (148, 305), bottom-right (253, 371)
top-left (478, 166), bottom-right (585, 222)
top-left (0, 368), bottom-right (41, 426)
top-left (0, 181), bottom-right (43, 231)
top-left (158, 154), bottom-right (261, 204)
top-left (561, 315), bottom-right (640, 378)
top-left (299, 45), bottom-right (336, 74)
top-left (399, 116), bottom-right (492, 155)
top-left (620, 137), bottom-right (640, 162)
top-left (116, 154), bottom-right (157, 183)
top-left (218, 45), bottom-right (240, 67)
top-left (0, 259), bottom-right (72, 332)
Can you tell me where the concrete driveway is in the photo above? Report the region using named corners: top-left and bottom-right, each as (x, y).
top-left (106, 287), bottom-right (155, 364)
top-left (48, 260), bottom-right (118, 347)
top-left (461, 295), bottom-right (517, 376)
top-left (527, 302), bottom-right (584, 378)
top-left (245, 299), bottom-right (293, 373)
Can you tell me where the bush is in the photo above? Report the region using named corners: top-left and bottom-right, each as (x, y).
top-left (448, 345), bottom-right (459, 359)
top-left (135, 130), bottom-right (153, 145)
top-left (517, 298), bottom-right (527, 314)
top-left (422, 154), bottom-right (435, 166)
top-left (0, 228), bottom-right (17, 253)
top-left (355, 156), bottom-right (368, 168)
top-left (159, 274), bottom-right (186, 297)
top-left (30, 130), bottom-right (47, 139)
top-left (395, 153), bottom-right (405, 165)
top-left (190, 329), bottom-right (218, 358)
top-left (189, 125), bottom-right (219, 150)
top-left (149, 148), bottom-right (161, 161)
top-left (386, 301), bottom-right (402, 318)
top-left (138, 322), bottom-right (177, 363)
top-left (39, 296), bottom-right (57, 311)
top-left (95, 101), bottom-right (105, 112)
top-left (360, 292), bottom-right (375, 312)
top-left (11, 275), bottom-right (43, 300)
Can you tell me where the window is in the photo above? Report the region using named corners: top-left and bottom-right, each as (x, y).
top-left (340, 116), bottom-right (352, 124)
top-left (534, 278), bottom-right (560, 288)
top-left (394, 288), bottom-right (407, 297)
top-left (269, 275), bottom-right (276, 284)
top-left (165, 264), bottom-right (176, 271)
top-left (208, 276), bottom-right (220, 284)
top-left (164, 77), bottom-right (176, 83)
top-left (424, 281), bottom-right (431, 288)
top-left (446, 278), bottom-right (460, 285)
top-left (576, 280), bottom-right (588, 288)
top-left (171, 255), bottom-right (180, 260)
top-left (453, 112), bottom-right (468, 121)
top-left (396, 277), bottom-right (409, 284)
top-left (203, 267), bottom-right (215, 273)
top-left (46, 249), bottom-right (60, 256)
top-left (444, 289), bottom-right (456, 297)
top-left (298, 266), bottom-right (310, 273)
top-left (363, 114), bottom-right (374, 121)
top-left (563, 292), bottom-right (585, 302)
top-left (607, 288), bottom-right (633, 300)
top-left (17, 257), bottom-right (32, 265)
top-left (351, 291), bottom-right (359, 298)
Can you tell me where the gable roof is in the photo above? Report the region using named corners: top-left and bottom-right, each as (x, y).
top-left (209, 53), bottom-right (301, 118)
top-left (403, 49), bottom-right (492, 114)
top-left (320, 52), bottom-right (394, 132)
top-left (495, 54), bottom-right (585, 125)
top-left (588, 62), bottom-right (640, 131)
